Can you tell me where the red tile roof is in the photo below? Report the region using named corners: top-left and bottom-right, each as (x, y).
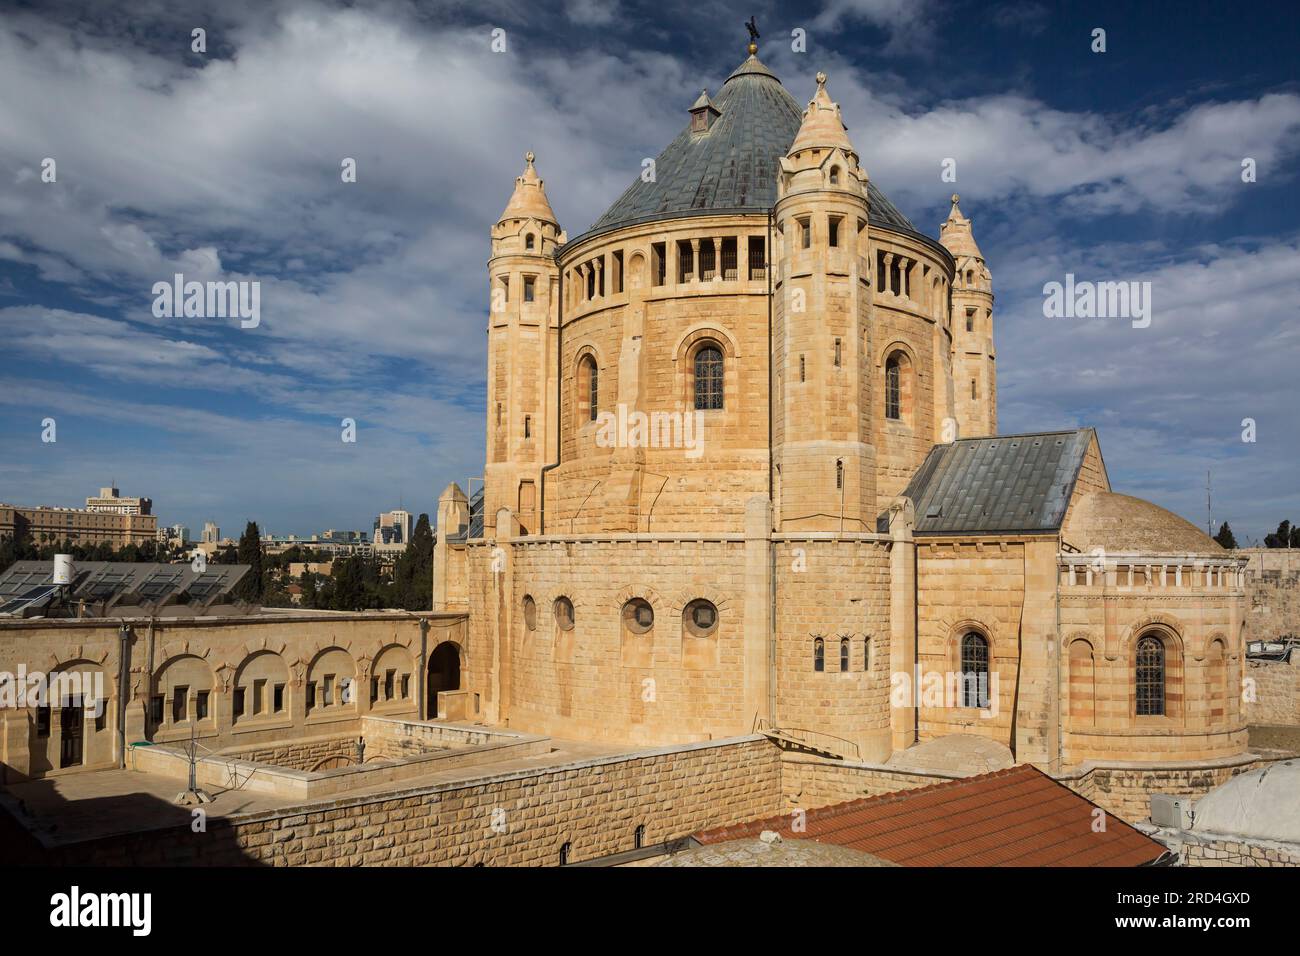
top-left (696, 764), bottom-right (1167, 867)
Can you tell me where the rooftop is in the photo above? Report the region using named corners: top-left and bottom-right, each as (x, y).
top-left (895, 428), bottom-right (1098, 537)
top-left (577, 48), bottom-right (919, 245)
top-left (696, 763), bottom-right (1167, 867)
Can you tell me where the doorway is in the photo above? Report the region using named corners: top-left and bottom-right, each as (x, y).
top-left (427, 643), bottom-right (461, 717)
top-left (60, 696), bottom-right (84, 768)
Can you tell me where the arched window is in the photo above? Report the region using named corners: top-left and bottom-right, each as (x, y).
top-left (813, 637), bottom-right (825, 672)
top-left (694, 344), bottom-right (724, 410)
top-left (559, 841), bottom-right (572, 866)
top-left (683, 599), bottom-right (718, 638)
top-left (554, 596), bottom-right (575, 631)
top-left (863, 636), bottom-right (871, 671)
top-left (1136, 635), bottom-right (1165, 716)
top-left (622, 598), bottom-right (654, 634)
top-left (578, 355), bottom-right (598, 422)
top-left (522, 595), bottom-right (537, 631)
top-left (524, 233), bottom-right (535, 250)
top-left (885, 353), bottom-right (902, 420)
top-left (829, 166), bottom-right (840, 185)
top-left (840, 637), bottom-right (850, 672)
top-left (960, 632), bottom-right (990, 708)
top-left (634, 824), bottom-right (646, 849)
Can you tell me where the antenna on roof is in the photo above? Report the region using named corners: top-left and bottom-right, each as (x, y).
top-left (1206, 469), bottom-right (1213, 537)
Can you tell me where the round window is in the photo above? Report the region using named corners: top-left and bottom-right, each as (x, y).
top-left (554, 596), bottom-right (575, 631)
top-left (523, 595), bottom-right (537, 631)
top-left (684, 599), bottom-right (718, 638)
top-left (623, 598), bottom-right (654, 634)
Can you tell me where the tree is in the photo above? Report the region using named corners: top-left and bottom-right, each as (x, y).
top-left (1265, 520), bottom-right (1295, 549)
top-left (331, 555), bottom-right (366, 611)
top-left (394, 513), bottom-right (434, 610)
top-left (1213, 522), bottom-right (1238, 550)
top-left (233, 521), bottom-right (265, 602)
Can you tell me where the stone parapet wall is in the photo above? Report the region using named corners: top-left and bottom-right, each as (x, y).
top-left (1244, 657), bottom-right (1300, 725)
top-left (221, 733), bottom-right (359, 772)
top-left (31, 736), bottom-right (782, 866)
top-left (1241, 547), bottom-right (1300, 642)
top-left (1181, 833), bottom-right (1300, 866)
top-left (1061, 755), bottom-right (1280, 823)
top-left (780, 753), bottom-right (956, 810)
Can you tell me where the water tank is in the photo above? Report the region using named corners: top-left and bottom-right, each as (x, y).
top-left (53, 554), bottom-right (75, 585)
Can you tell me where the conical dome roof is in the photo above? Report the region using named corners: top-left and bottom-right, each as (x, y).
top-left (499, 151), bottom-right (557, 225)
top-left (789, 72), bottom-right (855, 157)
top-left (581, 51), bottom-right (916, 241)
top-left (939, 194), bottom-right (982, 259)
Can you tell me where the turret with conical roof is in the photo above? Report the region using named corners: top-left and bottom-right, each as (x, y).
top-left (485, 152), bottom-right (563, 534)
top-left (939, 194), bottom-right (996, 438)
top-left (772, 71), bottom-right (877, 532)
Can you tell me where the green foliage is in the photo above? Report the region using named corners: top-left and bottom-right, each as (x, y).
top-left (393, 513), bottom-right (434, 610)
top-left (1264, 520), bottom-right (1300, 548)
top-left (1214, 522), bottom-right (1239, 550)
top-left (233, 521), bottom-right (265, 602)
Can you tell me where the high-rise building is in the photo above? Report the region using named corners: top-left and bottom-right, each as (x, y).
top-left (201, 521), bottom-right (220, 544)
top-left (375, 509), bottom-right (413, 545)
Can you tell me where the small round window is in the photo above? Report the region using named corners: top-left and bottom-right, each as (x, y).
top-left (523, 595), bottom-right (537, 631)
top-left (684, 599), bottom-right (718, 638)
top-left (623, 598), bottom-right (654, 634)
top-left (554, 596), bottom-right (575, 631)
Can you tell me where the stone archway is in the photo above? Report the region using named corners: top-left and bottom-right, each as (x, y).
top-left (427, 643), bottom-right (462, 718)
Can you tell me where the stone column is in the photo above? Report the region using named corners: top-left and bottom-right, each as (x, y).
top-left (743, 496), bottom-right (774, 731)
top-left (888, 497), bottom-right (916, 753)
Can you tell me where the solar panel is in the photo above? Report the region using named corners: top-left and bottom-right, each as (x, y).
top-left (79, 571), bottom-right (132, 600)
top-left (185, 573), bottom-right (226, 599)
top-left (0, 584), bottom-right (60, 616)
top-left (0, 570), bottom-right (53, 598)
top-left (137, 571), bottom-right (184, 600)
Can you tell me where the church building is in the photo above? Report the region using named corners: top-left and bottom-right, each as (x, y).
top-left (433, 39), bottom-right (1248, 779)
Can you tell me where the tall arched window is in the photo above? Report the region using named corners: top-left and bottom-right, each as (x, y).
top-left (840, 637), bottom-right (850, 672)
top-left (960, 632), bottom-right (990, 708)
top-left (694, 344), bottom-right (724, 410)
top-left (578, 355), bottom-right (598, 422)
top-left (829, 166), bottom-right (840, 185)
top-left (525, 233), bottom-right (535, 250)
top-left (885, 354), bottom-right (902, 420)
top-left (1136, 635), bottom-right (1166, 716)
top-left (813, 637), bottom-right (825, 672)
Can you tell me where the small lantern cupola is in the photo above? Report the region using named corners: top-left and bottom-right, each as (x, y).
top-left (689, 89), bottom-right (721, 133)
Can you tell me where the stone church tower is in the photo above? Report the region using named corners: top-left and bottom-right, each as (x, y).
top-left (484, 153), bottom-right (564, 534)
top-left (940, 194), bottom-right (996, 438)
top-left (772, 73), bottom-right (877, 532)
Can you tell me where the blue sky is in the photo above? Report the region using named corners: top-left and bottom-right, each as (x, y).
top-left (1, 0), bottom-right (1297, 542)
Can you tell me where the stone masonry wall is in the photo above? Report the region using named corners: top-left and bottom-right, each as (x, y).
top-left (780, 753), bottom-right (954, 810)
top-left (1063, 758), bottom-right (1274, 823)
top-left (222, 734), bottom-right (359, 772)
top-left (1244, 657), bottom-right (1300, 726)
top-left (1181, 833), bottom-right (1300, 867)
top-left (1241, 548), bottom-right (1300, 643)
top-left (32, 736), bottom-right (782, 867)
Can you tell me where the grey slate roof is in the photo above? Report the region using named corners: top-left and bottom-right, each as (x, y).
top-left (895, 429), bottom-right (1096, 536)
top-left (580, 54), bottom-right (919, 242)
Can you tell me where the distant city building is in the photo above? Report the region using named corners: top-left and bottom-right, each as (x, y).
top-left (201, 521), bottom-right (220, 544)
top-left (320, 529), bottom-right (368, 544)
top-left (375, 509), bottom-right (413, 545)
top-left (0, 502), bottom-right (158, 549)
top-left (85, 485), bottom-right (152, 516)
